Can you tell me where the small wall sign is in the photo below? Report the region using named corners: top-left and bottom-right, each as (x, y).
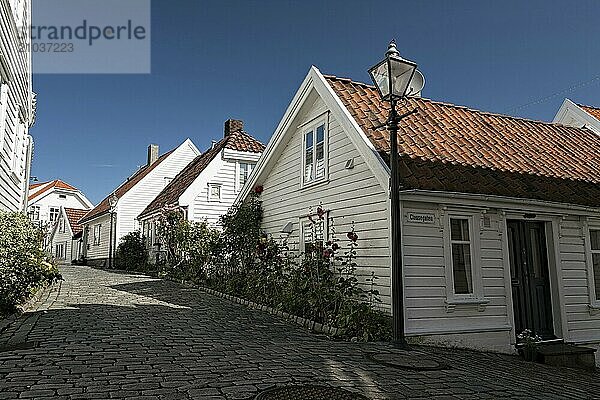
top-left (407, 212), bottom-right (435, 224)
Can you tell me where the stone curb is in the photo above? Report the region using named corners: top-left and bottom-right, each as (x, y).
top-left (0, 283), bottom-right (53, 335)
top-left (195, 285), bottom-right (341, 337)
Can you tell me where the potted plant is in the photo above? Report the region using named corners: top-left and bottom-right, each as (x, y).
top-left (517, 329), bottom-right (542, 361)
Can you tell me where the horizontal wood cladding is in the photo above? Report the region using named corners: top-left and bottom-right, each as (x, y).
top-left (259, 94), bottom-right (392, 306)
top-left (0, 0), bottom-right (32, 211)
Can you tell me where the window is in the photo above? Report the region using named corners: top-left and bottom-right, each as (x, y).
top-left (591, 230), bottom-right (600, 302)
top-left (0, 84), bottom-right (9, 158)
top-left (450, 218), bottom-right (473, 295)
top-left (49, 207), bottom-right (60, 222)
top-left (59, 194), bottom-right (67, 199)
top-left (302, 122), bottom-right (327, 185)
top-left (11, 121), bottom-right (24, 175)
top-left (93, 224), bottom-right (101, 246)
top-left (300, 214), bottom-right (328, 254)
top-left (28, 205), bottom-right (40, 221)
top-left (59, 219), bottom-right (66, 233)
top-left (238, 162), bottom-right (254, 189)
top-left (208, 183), bottom-right (221, 202)
top-left (55, 243), bottom-right (64, 259)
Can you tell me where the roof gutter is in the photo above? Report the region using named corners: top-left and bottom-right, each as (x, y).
top-left (399, 189), bottom-right (600, 216)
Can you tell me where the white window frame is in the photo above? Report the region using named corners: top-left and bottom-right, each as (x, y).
top-left (208, 183), bottom-right (221, 202)
top-left (28, 205), bottom-right (40, 221)
top-left (300, 117), bottom-right (328, 188)
top-left (236, 161), bottom-right (254, 191)
top-left (59, 218), bottom-right (66, 233)
top-left (299, 212), bottom-right (329, 253)
top-left (442, 212), bottom-right (485, 305)
top-left (93, 224), bottom-right (101, 246)
top-left (584, 222), bottom-right (600, 309)
top-left (0, 84), bottom-right (8, 153)
top-left (49, 207), bottom-right (60, 223)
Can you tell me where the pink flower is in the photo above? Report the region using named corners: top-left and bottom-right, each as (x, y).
top-left (331, 243), bottom-right (340, 251)
top-left (323, 248), bottom-right (334, 258)
top-left (347, 232), bottom-right (358, 242)
top-left (254, 185), bottom-right (264, 194)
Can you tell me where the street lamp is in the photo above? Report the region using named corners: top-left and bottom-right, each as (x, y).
top-left (108, 193), bottom-right (118, 269)
top-left (369, 40), bottom-right (423, 348)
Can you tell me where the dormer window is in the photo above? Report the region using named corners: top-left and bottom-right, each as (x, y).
top-left (302, 120), bottom-right (327, 187)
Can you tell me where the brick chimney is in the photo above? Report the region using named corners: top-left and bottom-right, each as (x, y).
top-left (224, 119), bottom-right (243, 137)
top-left (147, 144), bottom-right (159, 166)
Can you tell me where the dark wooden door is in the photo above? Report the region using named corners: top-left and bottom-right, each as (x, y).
top-left (507, 221), bottom-right (555, 339)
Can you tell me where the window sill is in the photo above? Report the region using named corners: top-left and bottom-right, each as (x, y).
top-left (301, 178), bottom-right (329, 191)
top-left (445, 297), bottom-right (489, 313)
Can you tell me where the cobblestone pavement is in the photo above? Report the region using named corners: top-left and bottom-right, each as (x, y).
top-left (1, 266), bottom-right (599, 400)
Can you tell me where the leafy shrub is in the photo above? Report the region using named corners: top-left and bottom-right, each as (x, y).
top-left (0, 211), bottom-right (61, 316)
top-left (115, 231), bottom-right (149, 272)
top-left (155, 206), bottom-right (219, 282)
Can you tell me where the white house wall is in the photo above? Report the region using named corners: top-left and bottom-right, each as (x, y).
top-left (115, 140), bottom-right (199, 243)
top-left (29, 190), bottom-right (92, 225)
top-left (257, 89), bottom-right (392, 306)
top-left (0, 0), bottom-right (34, 212)
top-left (84, 213), bottom-right (112, 262)
top-left (49, 212), bottom-right (74, 263)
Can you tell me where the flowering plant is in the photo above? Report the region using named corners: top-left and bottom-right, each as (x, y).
top-left (517, 329), bottom-right (542, 361)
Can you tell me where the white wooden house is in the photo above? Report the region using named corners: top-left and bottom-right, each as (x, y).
top-left (237, 67), bottom-right (600, 360)
top-left (137, 120), bottom-right (264, 259)
top-left (79, 140), bottom-right (200, 266)
top-left (553, 98), bottom-right (600, 134)
top-left (0, 0), bottom-right (35, 212)
top-left (27, 179), bottom-right (93, 228)
top-left (48, 207), bottom-right (88, 263)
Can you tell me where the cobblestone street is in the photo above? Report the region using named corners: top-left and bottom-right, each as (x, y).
top-left (0, 266), bottom-right (599, 399)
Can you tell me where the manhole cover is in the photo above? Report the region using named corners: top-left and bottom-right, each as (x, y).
top-left (255, 385), bottom-right (368, 400)
top-left (367, 352), bottom-right (448, 371)
top-left (0, 341), bottom-right (38, 353)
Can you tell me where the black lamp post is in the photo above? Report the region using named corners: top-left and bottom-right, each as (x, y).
top-left (369, 40), bottom-right (422, 348)
top-left (108, 193), bottom-right (118, 269)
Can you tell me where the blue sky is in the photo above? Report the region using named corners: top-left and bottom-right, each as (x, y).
top-left (30, 0), bottom-right (600, 204)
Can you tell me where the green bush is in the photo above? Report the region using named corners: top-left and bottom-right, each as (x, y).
top-left (115, 231), bottom-right (149, 272)
top-left (155, 207), bottom-right (219, 282)
top-left (0, 211), bottom-right (61, 316)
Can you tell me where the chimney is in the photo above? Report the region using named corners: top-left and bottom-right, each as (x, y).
top-left (147, 144), bottom-right (159, 166)
top-left (224, 119), bottom-right (243, 137)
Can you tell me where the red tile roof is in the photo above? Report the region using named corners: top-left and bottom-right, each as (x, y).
top-left (28, 180), bottom-right (79, 201)
top-left (138, 130), bottom-right (264, 219)
top-left (579, 104), bottom-right (600, 121)
top-left (325, 75), bottom-right (600, 207)
top-left (79, 150), bottom-right (174, 224)
top-left (64, 208), bottom-right (89, 236)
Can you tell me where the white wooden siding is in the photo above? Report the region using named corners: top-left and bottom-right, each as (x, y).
top-left (402, 203), bottom-right (509, 334)
top-left (0, 0), bottom-right (33, 212)
top-left (50, 211), bottom-right (74, 262)
top-left (28, 190), bottom-right (92, 226)
top-left (189, 156), bottom-right (236, 227)
top-left (559, 216), bottom-right (600, 342)
top-left (115, 140), bottom-right (199, 243)
top-left (83, 213), bottom-right (111, 261)
top-left (257, 90), bottom-right (392, 307)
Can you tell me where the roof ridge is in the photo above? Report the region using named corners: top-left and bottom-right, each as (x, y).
top-left (324, 74), bottom-right (594, 131)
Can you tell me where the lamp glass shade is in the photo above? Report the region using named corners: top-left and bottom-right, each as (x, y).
top-left (109, 194), bottom-right (118, 208)
top-left (369, 56), bottom-right (418, 101)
